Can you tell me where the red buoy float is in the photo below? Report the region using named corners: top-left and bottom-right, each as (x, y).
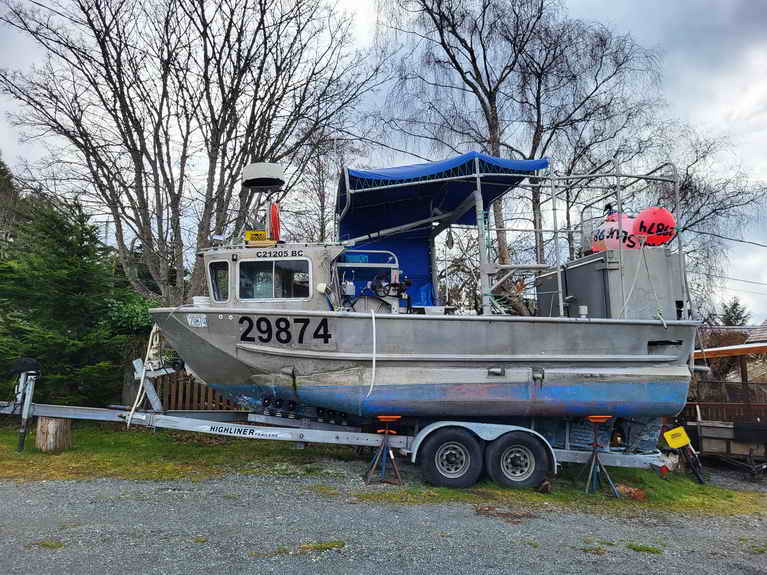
top-left (632, 207), bottom-right (676, 246)
top-left (591, 213), bottom-right (641, 252)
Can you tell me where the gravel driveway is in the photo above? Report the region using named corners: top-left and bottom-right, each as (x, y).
top-left (2, 460), bottom-right (766, 575)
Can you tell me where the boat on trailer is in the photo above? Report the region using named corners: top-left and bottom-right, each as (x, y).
top-left (2, 152), bottom-right (700, 489)
top-left (150, 152), bottom-right (697, 429)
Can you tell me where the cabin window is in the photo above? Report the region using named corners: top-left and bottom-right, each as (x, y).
top-left (239, 259), bottom-right (310, 300)
top-left (209, 261), bottom-right (229, 302)
top-left (275, 260), bottom-right (310, 298)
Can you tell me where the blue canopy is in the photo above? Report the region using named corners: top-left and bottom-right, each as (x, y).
top-left (335, 151), bottom-right (548, 305)
top-left (337, 152), bottom-right (548, 231)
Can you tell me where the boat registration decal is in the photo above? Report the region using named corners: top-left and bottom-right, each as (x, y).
top-left (186, 313), bottom-right (208, 328)
top-left (239, 316), bottom-right (332, 344)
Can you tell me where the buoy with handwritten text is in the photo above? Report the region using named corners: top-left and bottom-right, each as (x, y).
top-left (591, 213), bottom-right (641, 252)
top-left (632, 207), bottom-right (676, 246)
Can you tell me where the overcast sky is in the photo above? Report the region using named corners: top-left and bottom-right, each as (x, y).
top-left (2, 0), bottom-right (766, 323)
top-left (563, 0), bottom-right (767, 324)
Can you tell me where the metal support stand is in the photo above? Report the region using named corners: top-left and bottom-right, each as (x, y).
top-left (364, 416), bottom-right (403, 485)
top-left (579, 416), bottom-right (620, 497)
top-left (12, 364), bottom-right (40, 453)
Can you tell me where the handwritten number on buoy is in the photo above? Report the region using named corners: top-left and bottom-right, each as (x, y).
top-left (239, 316), bottom-right (332, 344)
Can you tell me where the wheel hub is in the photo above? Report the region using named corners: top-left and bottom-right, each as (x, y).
top-left (500, 445), bottom-right (535, 481)
top-left (435, 442), bottom-right (471, 478)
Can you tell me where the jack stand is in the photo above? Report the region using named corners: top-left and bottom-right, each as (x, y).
top-left (579, 416), bottom-right (620, 497)
top-left (364, 416), bottom-right (403, 485)
top-left (11, 359), bottom-right (41, 453)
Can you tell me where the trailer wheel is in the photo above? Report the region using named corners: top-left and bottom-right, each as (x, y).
top-left (486, 432), bottom-right (549, 489)
top-left (419, 428), bottom-right (484, 488)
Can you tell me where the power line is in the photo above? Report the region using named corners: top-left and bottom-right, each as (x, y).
top-left (686, 228), bottom-right (767, 249)
top-left (689, 271), bottom-right (767, 288)
top-left (717, 285), bottom-right (767, 297)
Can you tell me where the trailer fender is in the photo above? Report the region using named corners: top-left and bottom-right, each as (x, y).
top-left (409, 421), bottom-right (557, 472)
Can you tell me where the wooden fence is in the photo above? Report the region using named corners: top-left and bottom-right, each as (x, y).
top-left (149, 372), bottom-right (239, 411)
top-left (682, 402), bottom-right (767, 423)
top-left (689, 379), bottom-right (767, 403)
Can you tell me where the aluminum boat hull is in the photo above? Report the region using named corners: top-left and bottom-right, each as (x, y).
top-left (150, 307), bottom-right (696, 420)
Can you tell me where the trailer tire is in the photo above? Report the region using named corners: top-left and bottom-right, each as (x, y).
top-left (486, 432), bottom-right (549, 489)
top-left (419, 428), bottom-right (484, 488)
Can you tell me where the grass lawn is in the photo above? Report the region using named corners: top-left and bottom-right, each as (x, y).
top-left (0, 419), bottom-right (358, 481)
top-left (350, 465), bottom-right (767, 516)
top-left (1, 418), bottom-right (765, 516)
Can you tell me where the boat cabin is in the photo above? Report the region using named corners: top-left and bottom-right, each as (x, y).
top-left (203, 243), bottom-right (343, 312)
top-left (200, 151), bottom-right (688, 321)
top-left (201, 152), bottom-right (548, 314)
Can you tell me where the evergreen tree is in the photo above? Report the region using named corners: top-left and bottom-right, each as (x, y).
top-left (0, 156), bottom-right (15, 201)
top-left (720, 297), bottom-right (751, 326)
top-left (0, 198), bottom-right (152, 405)
top-left (0, 156), bottom-right (19, 256)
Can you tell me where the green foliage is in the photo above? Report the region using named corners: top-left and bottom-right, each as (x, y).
top-left (0, 198), bottom-right (152, 405)
top-left (0, 157), bottom-right (21, 259)
top-left (0, 157), bottom-right (17, 212)
top-left (625, 543), bottom-right (663, 554)
top-left (104, 290), bottom-right (153, 334)
top-left (720, 297), bottom-right (751, 327)
top-left (0, 156), bottom-right (15, 200)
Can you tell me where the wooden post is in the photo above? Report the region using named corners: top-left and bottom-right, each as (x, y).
top-left (740, 356), bottom-right (751, 404)
top-left (35, 417), bottom-right (72, 452)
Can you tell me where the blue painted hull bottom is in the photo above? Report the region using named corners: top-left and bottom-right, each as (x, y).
top-left (210, 379), bottom-right (688, 419)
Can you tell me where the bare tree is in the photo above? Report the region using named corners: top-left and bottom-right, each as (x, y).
top-left (0, 0), bottom-right (383, 303)
top-left (378, 0), bottom-right (660, 265)
top-left (639, 128), bottom-right (767, 315)
top-left (280, 136), bottom-right (363, 243)
top-left (514, 18), bottom-right (662, 261)
top-left (378, 0), bottom-right (551, 265)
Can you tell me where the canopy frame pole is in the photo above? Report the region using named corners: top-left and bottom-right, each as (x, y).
top-left (336, 167), bottom-right (353, 239)
top-left (612, 159), bottom-right (626, 314)
top-left (549, 174), bottom-right (565, 317)
top-left (342, 213), bottom-right (448, 246)
top-left (670, 162), bottom-right (689, 320)
top-left (431, 193), bottom-right (481, 237)
top-left (430, 233), bottom-right (440, 305)
top-left (474, 157), bottom-right (492, 316)
top-left (550, 175), bottom-right (561, 266)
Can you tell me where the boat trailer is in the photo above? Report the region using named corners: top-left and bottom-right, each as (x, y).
top-left (2, 363), bottom-right (670, 488)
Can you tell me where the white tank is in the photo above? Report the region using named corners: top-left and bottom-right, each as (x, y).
top-left (242, 162), bottom-right (284, 188)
